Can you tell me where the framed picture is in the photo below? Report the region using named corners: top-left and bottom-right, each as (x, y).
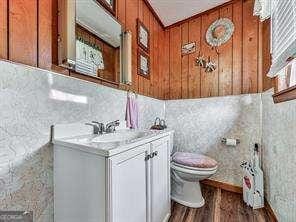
top-left (182, 42), bottom-right (196, 55)
top-left (138, 49), bottom-right (150, 79)
top-left (137, 19), bottom-right (150, 52)
top-left (97, 0), bottom-right (116, 16)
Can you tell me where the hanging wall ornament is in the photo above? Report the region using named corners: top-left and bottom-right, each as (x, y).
top-left (196, 53), bottom-right (207, 68)
top-left (205, 56), bottom-right (217, 73)
top-left (206, 18), bottom-right (234, 53)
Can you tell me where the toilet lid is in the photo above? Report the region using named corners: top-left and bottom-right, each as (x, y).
top-left (172, 152), bottom-right (218, 169)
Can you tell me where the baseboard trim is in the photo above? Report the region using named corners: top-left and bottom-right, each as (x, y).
top-left (264, 199), bottom-right (278, 222)
top-left (201, 179), bottom-right (243, 194)
top-left (201, 179), bottom-right (278, 221)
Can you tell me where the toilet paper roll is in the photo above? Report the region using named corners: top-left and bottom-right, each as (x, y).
top-left (225, 138), bottom-right (237, 146)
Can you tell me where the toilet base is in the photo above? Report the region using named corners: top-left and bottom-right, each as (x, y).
top-left (171, 179), bottom-right (205, 208)
top-left (171, 195), bottom-right (205, 208)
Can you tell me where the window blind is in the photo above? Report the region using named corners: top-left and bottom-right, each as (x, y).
top-left (268, 0), bottom-right (296, 77)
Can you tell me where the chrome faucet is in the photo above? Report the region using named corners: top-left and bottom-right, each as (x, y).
top-left (86, 120), bottom-right (120, 134)
top-left (92, 121), bottom-right (105, 134)
top-left (85, 123), bottom-right (101, 134)
top-left (105, 120), bottom-right (120, 133)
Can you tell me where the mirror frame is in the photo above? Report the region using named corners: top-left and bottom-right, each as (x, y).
top-left (96, 0), bottom-right (116, 16)
top-left (58, 0), bottom-right (132, 87)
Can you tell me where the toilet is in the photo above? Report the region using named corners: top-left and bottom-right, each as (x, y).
top-left (171, 152), bottom-right (218, 208)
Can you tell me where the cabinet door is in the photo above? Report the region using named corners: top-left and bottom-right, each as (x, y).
top-left (150, 137), bottom-right (171, 222)
top-left (108, 144), bottom-right (150, 222)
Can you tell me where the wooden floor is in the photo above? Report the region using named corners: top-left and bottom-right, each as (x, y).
top-left (169, 184), bottom-right (276, 222)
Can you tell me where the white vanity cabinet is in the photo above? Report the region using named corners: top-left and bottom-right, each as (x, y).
top-left (108, 143), bottom-right (150, 222)
top-left (150, 138), bottom-right (171, 222)
top-left (54, 131), bottom-right (172, 222)
top-left (107, 136), bottom-right (171, 222)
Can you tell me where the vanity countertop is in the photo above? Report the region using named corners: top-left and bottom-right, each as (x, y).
top-left (53, 129), bottom-right (174, 157)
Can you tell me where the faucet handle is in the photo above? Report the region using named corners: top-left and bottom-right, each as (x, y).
top-left (113, 120), bottom-right (120, 126)
top-left (106, 120), bottom-right (120, 126)
top-left (85, 123), bottom-right (96, 127)
top-left (91, 121), bottom-right (105, 133)
top-left (85, 123), bottom-right (99, 134)
top-left (105, 120), bottom-right (120, 133)
top-left (92, 121), bottom-right (102, 125)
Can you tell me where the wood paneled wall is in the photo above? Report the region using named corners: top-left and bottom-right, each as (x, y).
top-left (0, 0), bottom-right (54, 69)
top-left (0, 0), bottom-right (166, 98)
top-left (164, 0), bottom-right (273, 100)
top-left (0, 0), bottom-right (272, 100)
top-left (117, 0), bottom-right (167, 99)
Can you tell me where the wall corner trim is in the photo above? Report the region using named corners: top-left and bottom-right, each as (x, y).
top-left (264, 199), bottom-right (278, 222)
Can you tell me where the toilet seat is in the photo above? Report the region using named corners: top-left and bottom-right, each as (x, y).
top-left (170, 151), bottom-right (218, 208)
top-left (171, 162), bottom-right (218, 175)
top-left (172, 152), bottom-right (218, 168)
top-left (172, 161), bottom-right (218, 171)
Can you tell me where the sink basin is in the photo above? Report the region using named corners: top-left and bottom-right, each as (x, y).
top-left (91, 130), bottom-right (148, 143)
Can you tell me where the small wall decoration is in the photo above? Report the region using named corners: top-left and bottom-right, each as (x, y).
top-left (137, 19), bottom-right (150, 52)
top-left (196, 53), bottom-right (207, 68)
top-left (204, 57), bottom-right (217, 73)
top-left (195, 53), bottom-right (217, 73)
top-left (206, 18), bottom-right (234, 53)
top-left (182, 42), bottom-right (196, 55)
top-left (138, 49), bottom-right (150, 79)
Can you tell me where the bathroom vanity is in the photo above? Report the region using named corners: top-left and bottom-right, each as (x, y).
top-left (53, 125), bottom-right (173, 222)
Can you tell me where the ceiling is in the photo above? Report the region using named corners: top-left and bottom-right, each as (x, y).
top-left (147, 0), bottom-right (231, 27)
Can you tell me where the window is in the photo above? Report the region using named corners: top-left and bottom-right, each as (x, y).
top-left (272, 58), bottom-right (296, 103)
top-left (268, 0), bottom-right (296, 78)
top-left (269, 0), bottom-right (296, 103)
top-left (277, 59), bottom-right (296, 91)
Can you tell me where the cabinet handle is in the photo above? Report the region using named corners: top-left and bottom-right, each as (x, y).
top-left (145, 151), bottom-right (158, 161)
top-left (145, 154), bottom-right (151, 161)
top-left (151, 151), bottom-right (158, 158)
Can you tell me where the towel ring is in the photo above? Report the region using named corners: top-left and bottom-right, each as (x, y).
top-left (127, 89), bottom-right (138, 98)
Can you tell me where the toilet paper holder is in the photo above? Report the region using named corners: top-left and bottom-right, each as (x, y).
top-left (221, 138), bottom-right (240, 145)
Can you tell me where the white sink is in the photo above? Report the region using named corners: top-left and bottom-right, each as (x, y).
top-left (53, 123), bottom-right (173, 157)
top-left (91, 130), bottom-right (148, 143)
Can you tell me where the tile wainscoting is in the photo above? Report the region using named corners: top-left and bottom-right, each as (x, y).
top-left (0, 60), bottom-right (294, 221)
top-left (262, 90), bottom-right (296, 222)
top-left (165, 94), bottom-right (262, 186)
top-left (0, 60), bottom-right (164, 221)
top-left (165, 90), bottom-right (296, 221)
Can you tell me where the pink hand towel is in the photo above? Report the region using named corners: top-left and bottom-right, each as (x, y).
top-left (125, 95), bottom-right (139, 129)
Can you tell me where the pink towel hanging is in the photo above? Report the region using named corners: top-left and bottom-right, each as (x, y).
top-left (125, 90), bottom-right (139, 129)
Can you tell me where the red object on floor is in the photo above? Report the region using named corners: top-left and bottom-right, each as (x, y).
top-left (244, 176), bottom-right (251, 189)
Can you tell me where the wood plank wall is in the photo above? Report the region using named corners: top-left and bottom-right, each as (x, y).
top-left (0, 0), bottom-right (53, 69)
top-left (164, 0), bottom-right (273, 100)
top-left (0, 0), bottom-right (272, 100)
top-left (0, 0), bottom-right (167, 98)
top-left (117, 0), bottom-right (167, 99)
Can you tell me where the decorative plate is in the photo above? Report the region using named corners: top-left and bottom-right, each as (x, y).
top-left (206, 18), bottom-right (234, 47)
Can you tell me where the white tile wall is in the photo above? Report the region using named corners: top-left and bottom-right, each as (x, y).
top-left (165, 94), bottom-right (262, 186)
top-left (0, 60), bottom-right (164, 221)
top-left (0, 60), bottom-right (295, 221)
top-left (262, 90), bottom-right (296, 222)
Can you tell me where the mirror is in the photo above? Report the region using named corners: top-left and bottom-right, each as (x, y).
top-left (58, 0), bottom-right (132, 85)
top-left (96, 0), bottom-right (116, 16)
